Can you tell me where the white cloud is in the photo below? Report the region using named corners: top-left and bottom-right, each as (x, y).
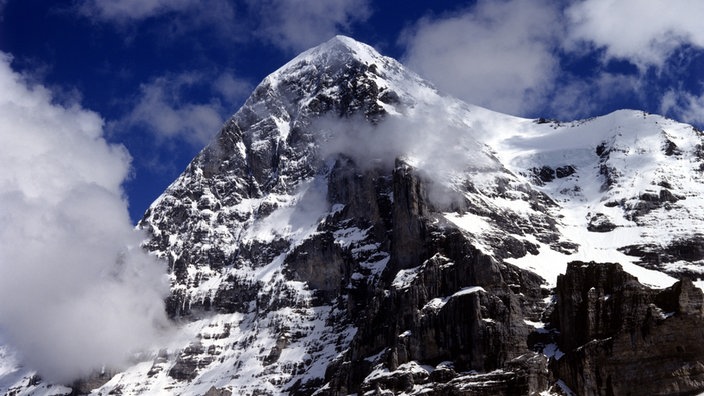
top-left (248, 0), bottom-right (371, 51)
top-left (79, 0), bottom-right (241, 42)
top-left (549, 72), bottom-right (643, 120)
top-left (660, 90), bottom-right (704, 126)
top-left (566, 0), bottom-right (704, 69)
top-left (563, 0), bottom-right (704, 126)
top-left (317, 99), bottom-right (500, 209)
top-left (400, 0), bottom-right (561, 116)
top-left (80, 0), bottom-right (199, 21)
top-left (0, 52), bottom-right (170, 382)
top-left (213, 73), bottom-right (253, 104)
top-left (80, 0), bottom-right (368, 52)
top-left (122, 73), bottom-right (227, 146)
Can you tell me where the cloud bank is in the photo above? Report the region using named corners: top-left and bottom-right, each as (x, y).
top-left (81, 0), bottom-right (370, 53)
top-left (0, 52), bottom-right (170, 383)
top-left (121, 72), bottom-right (230, 147)
top-left (81, 0), bottom-right (204, 22)
top-left (400, 0), bottom-right (704, 124)
top-left (565, 0), bottom-right (704, 70)
top-left (317, 101), bottom-right (500, 209)
top-left (401, 0), bottom-right (561, 116)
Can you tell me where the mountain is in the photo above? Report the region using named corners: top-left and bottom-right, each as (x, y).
top-left (4, 35), bottom-right (704, 395)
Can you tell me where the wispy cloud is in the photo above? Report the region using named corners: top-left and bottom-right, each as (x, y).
top-left (563, 0), bottom-right (704, 125)
top-left (119, 72), bottom-right (245, 147)
top-left (78, 0), bottom-right (242, 46)
top-left (565, 0), bottom-right (704, 70)
top-left (79, 0), bottom-right (369, 52)
top-left (548, 72), bottom-right (644, 120)
top-left (0, 0), bottom-right (7, 20)
top-left (213, 72), bottom-right (254, 104)
top-left (247, 0), bottom-right (371, 51)
top-left (80, 0), bottom-right (200, 22)
top-left (399, 0), bottom-right (704, 126)
top-left (660, 89), bottom-right (704, 126)
top-left (0, 52), bottom-right (170, 382)
top-left (400, 0), bottom-right (562, 116)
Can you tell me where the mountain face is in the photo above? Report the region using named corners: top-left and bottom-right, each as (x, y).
top-left (4, 36), bottom-right (704, 395)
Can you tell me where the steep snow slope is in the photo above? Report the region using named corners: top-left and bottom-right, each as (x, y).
top-left (3, 36), bottom-right (704, 396)
top-left (474, 109), bottom-right (704, 286)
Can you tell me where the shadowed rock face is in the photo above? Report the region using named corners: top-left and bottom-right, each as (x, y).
top-left (316, 162), bottom-right (552, 395)
top-left (554, 261), bottom-right (704, 396)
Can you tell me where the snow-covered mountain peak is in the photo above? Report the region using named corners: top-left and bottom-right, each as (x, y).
top-left (6, 37), bottom-right (704, 396)
top-left (258, 35), bottom-right (439, 116)
top-left (283, 35), bottom-right (383, 68)
top-left (113, 36), bottom-right (574, 394)
top-left (264, 35), bottom-right (390, 90)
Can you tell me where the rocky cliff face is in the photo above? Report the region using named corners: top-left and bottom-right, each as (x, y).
top-left (133, 35), bottom-right (566, 395)
top-left (554, 261), bottom-right (704, 396)
top-left (4, 36), bottom-right (704, 396)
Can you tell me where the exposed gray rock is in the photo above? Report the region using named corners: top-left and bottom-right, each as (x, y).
top-left (68, 371), bottom-right (115, 396)
top-left (619, 235), bottom-right (704, 278)
top-left (317, 162), bottom-right (551, 395)
top-left (168, 341), bottom-right (214, 381)
top-left (283, 231), bottom-right (351, 303)
top-left (554, 261), bottom-right (704, 396)
top-left (587, 213), bottom-right (617, 233)
top-left (530, 165), bottom-right (577, 184)
top-left (204, 386), bottom-right (232, 396)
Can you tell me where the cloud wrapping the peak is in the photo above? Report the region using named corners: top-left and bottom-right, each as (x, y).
top-left (400, 0), bottom-right (561, 116)
top-left (565, 0), bottom-right (704, 69)
top-left (0, 52), bottom-right (170, 382)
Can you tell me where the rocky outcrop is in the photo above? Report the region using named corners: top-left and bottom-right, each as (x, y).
top-left (389, 160), bottom-right (431, 273)
top-left (531, 165), bottom-right (576, 184)
top-left (619, 236), bottom-right (704, 278)
top-left (586, 213), bottom-right (617, 233)
top-left (128, 35), bottom-right (574, 392)
top-left (318, 162), bottom-right (551, 395)
top-left (554, 261), bottom-right (704, 395)
top-left (283, 232), bottom-right (351, 303)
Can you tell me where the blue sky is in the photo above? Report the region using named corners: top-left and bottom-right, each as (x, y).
top-left (2, 0), bottom-right (704, 223)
